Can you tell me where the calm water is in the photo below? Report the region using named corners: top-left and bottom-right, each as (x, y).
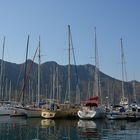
top-left (0, 116), bottom-right (140, 140)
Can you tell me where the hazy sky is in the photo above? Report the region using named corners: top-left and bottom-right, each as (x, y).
top-left (0, 0), bottom-right (140, 81)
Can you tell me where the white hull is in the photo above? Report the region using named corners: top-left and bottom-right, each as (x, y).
top-left (0, 105), bottom-right (13, 115)
top-left (77, 106), bottom-right (96, 120)
top-left (106, 112), bottom-right (128, 120)
top-left (77, 110), bottom-right (96, 120)
top-left (77, 106), bottom-right (105, 120)
top-left (0, 106), bottom-right (12, 115)
top-left (10, 107), bottom-right (26, 117)
top-left (106, 105), bottom-right (129, 120)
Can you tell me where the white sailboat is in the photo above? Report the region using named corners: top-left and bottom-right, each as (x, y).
top-left (106, 105), bottom-right (128, 120)
top-left (0, 37), bottom-right (14, 116)
top-left (106, 38), bottom-right (129, 120)
top-left (77, 27), bottom-right (105, 120)
top-left (77, 97), bottom-right (97, 119)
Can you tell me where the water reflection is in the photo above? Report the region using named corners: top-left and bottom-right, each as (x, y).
top-left (41, 119), bottom-right (55, 127)
top-left (103, 119), bottom-right (140, 140)
top-left (0, 116), bottom-right (140, 139)
top-left (77, 120), bottom-right (98, 138)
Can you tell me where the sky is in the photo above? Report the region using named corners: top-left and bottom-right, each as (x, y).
top-left (0, 0), bottom-right (140, 81)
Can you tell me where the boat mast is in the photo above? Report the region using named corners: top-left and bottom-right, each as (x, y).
top-left (56, 65), bottom-right (59, 103)
top-left (22, 35), bottom-right (29, 106)
top-left (94, 27), bottom-right (99, 96)
top-left (120, 38), bottom-right (125, 103)
top-left (37, 36), bottom-right (41, 106)
top-left (0, 36), bottom-right (5, 100)
top-left (52, 68), bottom-right (55, 100)
top-left (68, 25), bottom-right (71, 103)
top-left (94, 27), bottom-right (102, 104)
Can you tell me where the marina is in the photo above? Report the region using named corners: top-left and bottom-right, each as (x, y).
top-left (0, 26), bottom-right (139, 138)
top-left (0, 0), bottom-right (140, 140)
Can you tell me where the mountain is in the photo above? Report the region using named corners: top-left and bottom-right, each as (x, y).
top-left (0, 59), bottom-right (140, 104)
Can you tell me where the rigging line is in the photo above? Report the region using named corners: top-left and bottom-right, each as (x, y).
top-left (70, 28), bottom-right (79, 85)
top-left (24, 46), bottom-right (39, 88)
top-left (16, 46), bottom-right (38, 90)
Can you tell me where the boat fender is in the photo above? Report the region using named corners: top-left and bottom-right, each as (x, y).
top-left (13, 110), bottom-right (17, 115)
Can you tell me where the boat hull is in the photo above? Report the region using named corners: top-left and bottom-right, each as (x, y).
top-left (0, 108), bottom-right (12, 115)
top-left (41, 110), bottom-right (56, 119)
top-left (25, 108), bottom-right (42, 118)
top-left (10, 107), bottom-right (26, 117)
top-left (77, 106), bottom-right (105, 120)
top-left (77, 110), bottom-right (96, 120)
top-left (41, 107), bottom-right (78, 119)
top-left (0, 105), bottom-right (13, 116)
top-left (106, 112), bottom-right (128, 120)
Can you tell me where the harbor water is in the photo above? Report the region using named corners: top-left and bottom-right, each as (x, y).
top-left (0, 116), bottom-right (140, 140)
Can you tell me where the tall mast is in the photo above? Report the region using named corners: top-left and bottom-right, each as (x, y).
top-left (22, 35), bottom-right (29, 106)
top-left (0, 36), bottom-right (5, 99)
top-left (94, 27), bottom-right (99, 97)
top-left (68, 25), bottom-right (71, 103)
top-left (93, 27), bottom-right (102, 104)
top-left (52, 68), bottom-right (55, 100)
top-left (120, 38), bottom-right (125, 102)
top-left (37, 36), bottom-right (41, 106)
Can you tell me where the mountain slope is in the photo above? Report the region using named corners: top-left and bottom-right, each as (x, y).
top-left (0, 60), bottom-right (139, 104)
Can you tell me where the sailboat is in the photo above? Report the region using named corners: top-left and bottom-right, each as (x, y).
top-left (77, 27), bottom-right (105, 119)
top-left (106, 38), bottom-right (129, 120)
top-left (0, 37), bottom-right (14, 116)
top-left (41, 25), bottom-right (79, 119)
